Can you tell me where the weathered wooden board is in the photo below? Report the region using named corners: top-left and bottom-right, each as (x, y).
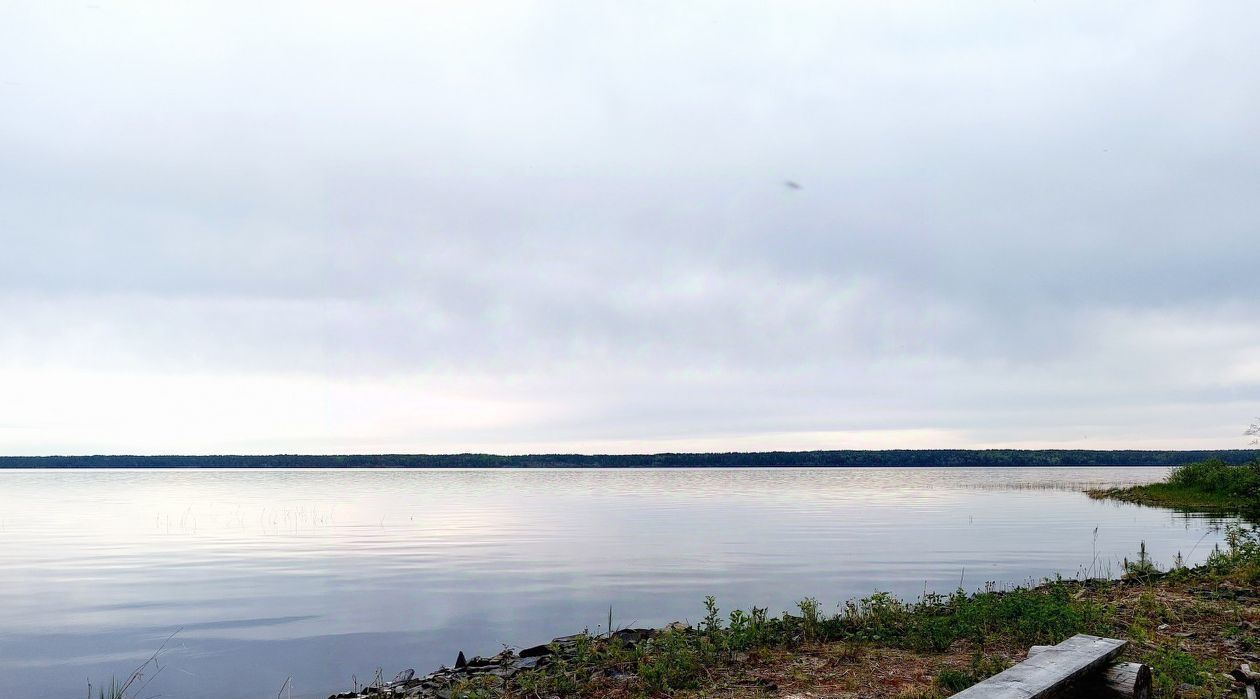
top-left (951, 634), bottom-right (1127, 698)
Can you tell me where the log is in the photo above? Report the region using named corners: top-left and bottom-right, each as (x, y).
top-left (1028, 644), bottom-right (1151, 698)
top-left (1233, 662), bottom-right (1260, 684)
top-left (952, 634), bottom-right (1126, 698)
top-left (1099, 662), bottom-right (1152, 699)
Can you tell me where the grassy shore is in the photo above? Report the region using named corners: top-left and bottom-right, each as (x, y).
top-left (434, 524), bottom-right (1259, 699)
top-left (1088, 458), bottom-right (1260, 515)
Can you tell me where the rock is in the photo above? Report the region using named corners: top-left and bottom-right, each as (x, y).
top-left (513, 656), bottom-right (541, 670)
top-left (611, 628), bottom-right (655, 644)
top-left (454, 651), bottom-right (466, 669)
top-left (488, 667), bottom-right (518, 679)
top-left (391, 669), bottom-right (415, 684)
top-left (518, 643), bottom-right (553, 658)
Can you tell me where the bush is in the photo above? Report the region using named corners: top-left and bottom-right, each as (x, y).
top-left (1205, 524), bottom-right (1260, 583)
top-left (636, 629), bottom-right (708, 693)
top-left (1167, 458), bottom-right (1260, 499)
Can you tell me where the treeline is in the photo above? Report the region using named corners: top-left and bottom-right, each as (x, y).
top-left (2, 449), bottom-right (1258, 469)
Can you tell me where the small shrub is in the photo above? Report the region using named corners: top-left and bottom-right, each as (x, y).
top-left (1123, 541), bottom-right (1161, 580)
top-left (797, 597), bottom-right (823, 643)
top-left (1205, 524), bottom-right (1260, 583)
top-left (636, 630), bottom-right (705, 693)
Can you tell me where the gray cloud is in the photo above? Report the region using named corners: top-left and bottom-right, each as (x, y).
top-left (1, 1), bottom-right (1257, 454)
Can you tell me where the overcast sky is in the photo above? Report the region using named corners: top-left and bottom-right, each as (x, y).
top-left (1, 1), bottom-right (1257, 455)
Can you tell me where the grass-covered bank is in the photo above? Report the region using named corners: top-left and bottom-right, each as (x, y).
top-left (1089, 458), bottom-right (1260, 515)
top-left (343, 526), bottom-right (1259, 699)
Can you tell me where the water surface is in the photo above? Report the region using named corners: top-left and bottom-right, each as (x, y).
top-left (0, 468), bottom-right (1234, 698)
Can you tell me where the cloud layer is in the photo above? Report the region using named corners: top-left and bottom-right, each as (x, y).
top-left (2, 1), bottom-right (1257, 454)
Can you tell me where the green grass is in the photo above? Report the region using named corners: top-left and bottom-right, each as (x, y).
top-left (1089, 457), bottom-right (1260, 514)
top-left (497, 525), bottom-right (1260, 699)
top-left (504, 581), bottom-right (1115, 698)
top-left (933, 653), bottom-right (1011, 693)
top-left (1143, 645), bottom-right (1223, 697)
top-left (95, 679), bottom-right (124, 699)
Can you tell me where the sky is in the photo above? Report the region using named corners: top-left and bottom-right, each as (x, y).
top-left (1, 1), bottom-right (1257, 455)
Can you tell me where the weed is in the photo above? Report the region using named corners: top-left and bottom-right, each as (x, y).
top-left (1143, 644), bottom-right (1223, 697)
top-left (450, 674), bottom-right (503, 699)
top-left (931, 652), bottom-right (1008, 694)
top-left (1124, 540), bottom-right (1161, 580)
top-left (635, 629), bottom-right (706, 693)
top-left (933, 667), bottom-right (976, 692)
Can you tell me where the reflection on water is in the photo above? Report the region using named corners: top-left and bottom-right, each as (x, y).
top-left (0, 468), bottom-right (1235, 699)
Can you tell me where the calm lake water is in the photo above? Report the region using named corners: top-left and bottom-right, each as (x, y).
top-left (0, 468), bottom-right (1236, 699)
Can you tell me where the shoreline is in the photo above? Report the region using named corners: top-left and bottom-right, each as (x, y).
top-left (1088, 483), bottom-right (1259, 517)
top-left (1087, 458), bottom-right (1260, 520)
top-left (324, 537), bottom-right (1259, 699)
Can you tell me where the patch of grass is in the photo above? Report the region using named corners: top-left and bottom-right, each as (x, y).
top-left (450, 675), bottom-right (504, 699)
top-left (510, 582), bottom-right (1109, 697)
top-left (95, 678), bottom-right (124, 699)
top-left (932, 651), bottom-right (1010, 694)
top-left (1142, 644), bottom-right (1225, 698)
top-left (833, 579), bottom-right (1113, 652)
top-left (1169, 458), bottom-right (1260, 497)
top-left (933, 667), bottom-right (976, 692)
top-left (635, 629), bottom-right (710, 693)
top-left (1204, 523), bottom-right (1260, 584)
top-left (1089, 458), bottom-right (1260, 514)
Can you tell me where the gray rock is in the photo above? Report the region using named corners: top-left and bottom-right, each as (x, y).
top-left (391, 669), bottom-right (415, 684)
top-left (518, 643), bottom-right (553, 658)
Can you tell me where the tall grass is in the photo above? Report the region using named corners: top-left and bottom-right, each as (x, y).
top-left (1166, 458), bottom-right (1260, 499)
top-left (86, 629), bottom-right (179, 699)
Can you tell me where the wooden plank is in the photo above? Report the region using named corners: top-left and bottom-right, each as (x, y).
top-left (951, 634), bottom-right (1127, 699)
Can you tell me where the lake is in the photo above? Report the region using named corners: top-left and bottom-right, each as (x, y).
top-left (0, 467), bottom-right (1236, 699)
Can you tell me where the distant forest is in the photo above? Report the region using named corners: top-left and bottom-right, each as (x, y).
top-left (2, 449), bottom-right (1257, 469)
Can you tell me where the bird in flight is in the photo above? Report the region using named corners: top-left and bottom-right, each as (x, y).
top-left (784, 180), bottom-right (802, 190)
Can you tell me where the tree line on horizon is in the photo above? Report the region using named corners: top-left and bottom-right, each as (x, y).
top-left (2, 449), bottom-right (1258, 469)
